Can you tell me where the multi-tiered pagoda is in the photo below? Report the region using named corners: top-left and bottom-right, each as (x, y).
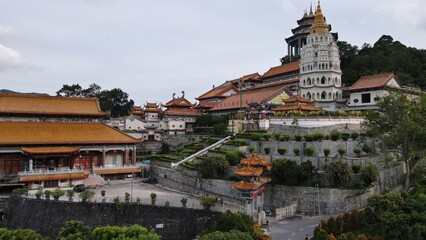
top-left (233, 153), bottom-right (271, 216)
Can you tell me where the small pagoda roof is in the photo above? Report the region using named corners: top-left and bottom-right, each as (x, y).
top-left (234, 164), bottom-right (263, 177)
top-left (240, 153), bottom-right (269, 166)
top-left (282, 95), bottom-right (313, 104)
top-left (163, 97), bottom-right (194, 108)
top-left (232, 181), bottom-right (258, 191)
top-left (272, 104), bottom-right (322, 112)
top-left (144, 102), bottom-right (162, 113)
top-left (131, 106), bottom-right (145, 116)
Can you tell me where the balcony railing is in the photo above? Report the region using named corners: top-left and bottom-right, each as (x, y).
top-left (93, 165), bottom-right (139, 170)
top-left (18, 168), bottom-right (84, 176)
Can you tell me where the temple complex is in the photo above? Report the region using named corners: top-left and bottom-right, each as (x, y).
top-left (0, 94), bottom-right (142, 189)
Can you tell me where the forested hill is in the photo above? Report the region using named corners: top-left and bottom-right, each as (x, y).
top-left (338, 35), bottom-right (426, 89)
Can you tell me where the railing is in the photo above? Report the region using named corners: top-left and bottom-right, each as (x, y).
top-left (18, 168), bottom-right (84, 176)
top-left (93, 165), bottom-right (140, 170)
top-left (171, 134), bottom-right (235, 168)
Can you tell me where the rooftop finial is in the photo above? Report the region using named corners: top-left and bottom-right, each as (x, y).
top-left (309, 2), bottom-right (313, 15)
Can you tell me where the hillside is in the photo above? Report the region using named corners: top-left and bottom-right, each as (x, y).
top-left (339, 35), bottom-right (426, 89)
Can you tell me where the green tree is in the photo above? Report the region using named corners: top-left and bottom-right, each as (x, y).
top-left (363, 93), bottom-right (426, 188)
top-left (79, 190), bottom-right (95, 203)
top-left (213, 211), bottom-right (255, 238)
top-left (56, 84), bottom-right (83, 97)
top-left (198, 157), bottom-right (229, 178)
top-left (328, 161), bottom-right (353, 186)
top-left (360, 164), bottom-right (378, 186)
top-left (200, 196), bottom-right (216, 211)
top-left (91, 225), bottom-right (160, 240)
top-left (59, 220), bottom-right (91, 240)
top-left (97, 88), bottom-right (134, 117)
top-left (51, 188), bottom-right (65, 200)
top-left (66, 189), bottom-right (74, 201)
top-left (180, 197), bottom-right (187, 208)
top-left (159, 142), bottom-right (170, 154)
top-left (150, 192), bottom-right (157, 205)
top-left (200, 230), bottom-right (253, 240)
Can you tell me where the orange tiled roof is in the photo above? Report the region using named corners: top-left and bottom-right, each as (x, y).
top-left (234, 165), bottom-right (263, 177)
top-left (241, 72), bottom-right (262, 82)
top-left (261, 61), bottom-right (300, 78)
top-left (21, 146), bottom-right (81, 155)
top-left (283, 95), bottom-right (313, 103)
top-left (232, 181), bottom-right (258, 191)
top-left (196, 84), bottom-right (239, 100)
top-left (164, 108), bottom-right (202, 116)
top-left (272, 104), bottom-right (322, 112)
top-left (0, 122), bottom-right (141, 145)
top-left (345, 72), bottom-right (399, 91)
top-left (0, 94), bottom-right (107, 116)
top-left (20, 173), bottom-right (87, 182)
top-left (210, 85), bottom-right (289, 111)
top-left (240, 153), bottom-right (269, 166)
top-left (163, 97), bottom-right (194, 108)
top-left (195, 101), bottom-right (218, 109)
top-left (94, 167), bottom-right (141, 175)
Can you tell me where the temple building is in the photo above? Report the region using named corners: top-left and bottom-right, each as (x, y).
top-left (283, 2), bottom-right (337, 62)
top-left (272, 95), bottom-right (321, 115)
top-left (0, 94), bottom-right (142, 189)
top-left (299, 2), bottom-right (344, 111)
top-left (344, 72), bottom-right (402, 111)
top-left (161, 92), bottom-right (202, 135)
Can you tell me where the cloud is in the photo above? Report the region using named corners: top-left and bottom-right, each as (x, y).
top-left (0, 24), bottom-right (16, 38)
top-left (275, 0), bottom-right (297, 12)
top-left (0, 44), bottom-right (39, 72)
top-left (377, 0), bottom-right (426, 31)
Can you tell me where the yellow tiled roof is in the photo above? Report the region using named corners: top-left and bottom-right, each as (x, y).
top-left (0, 121), bottom-right (141, 145)
top-left (0, 94), bottom-right (107, 116)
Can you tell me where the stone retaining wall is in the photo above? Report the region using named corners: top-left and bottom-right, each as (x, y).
top-left (4, 197), bottom-right (220, 240)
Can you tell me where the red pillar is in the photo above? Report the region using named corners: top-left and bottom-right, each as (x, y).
top-left (124, 149), bottom-right (129, 166)
top-left (132, 147), bottom-right (137, 165)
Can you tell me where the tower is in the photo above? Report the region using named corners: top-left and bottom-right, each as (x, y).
top-left (299, 1), bottom-right (343, 111)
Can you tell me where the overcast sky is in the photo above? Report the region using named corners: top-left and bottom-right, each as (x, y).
top-left (1, 0), bottom-right (425, 105)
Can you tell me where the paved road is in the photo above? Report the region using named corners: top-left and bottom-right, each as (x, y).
top-left (269, 216), bottom-right (325, 240)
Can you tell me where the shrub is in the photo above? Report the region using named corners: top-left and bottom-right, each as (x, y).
top-left (274, 133), bottom-right (281, 140)
top-left (325, 135), bottom-right (330, 140)
top-left (330, 130), bottom-right (340, 141)
top-left (101, 190), bottom-right (106, 197)
top-left (353, 180), bottom-right (364, 189)
top-left (316, 229), bottom-right (328, 240)
top-left (351, 132), bottom-right (359, 140)
top-left (352, 164), bottom-right (361, 174)
top-left (227, 174), bottom-right (241, 181)
top-left (51, 188), bottom-right (65, 200)
top-left (124, 192), bottom-right (130, 203)
top-left (264, 147), bottom-right (271, 154)
top-left (323, 148), bottom-right (331, 157)
top-left (226, 150), bottom-right (242, 166)
top-left (341, 132), bottom-right (350, 141)
top-left (304, 134), bottom-right (314, 142)
top-left (35, 189), bottom-right (43, 199)
top-left (263, 133), bottom-right (272, 141)
top-left (248, 146), bottom-right (255, 153)
top-left (181, 197), bottom-right (187, 207)
top-left (79, 190), bottom-right (95, 203)
top-left (200, 196), bottom-right (216, 211)
top-left (353, 147), bottom-right (362, 157)
top-left (165, 200), bottom-right (170, 207)
top-left (313, 132), bottom-right (324, 141)
top-left (12, 187), bottom-right (28, 196)
top-left (294, 134), bottom-right (302, 141)
top-left (66, 189), bottom-right (74, 201)
top-left (338, 148), bottom-right (346, 157)
top-left (293, 148), bottom-right (300, 156)
top-left (44, 190), bottom-right (51, 200)
top-left (304, 146), bottom-right (315, 156)
top-left (328, 161), bottom-right (353, 186)
top-left (360, 164), bottom-right (378, 186)
top-left (277, 148), bottom-right (287, 155)
top-left (279, 134), bottom-right (291, 141)
top-left (150, 192), bottom-right (157, 205)
top-left (362, 144), bottom-right (372, 154)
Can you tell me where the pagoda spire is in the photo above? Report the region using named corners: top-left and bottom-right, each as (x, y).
top-left (309, 2), bottom-right (313, 15)
top-left (310, 0), bottom-right (328, 34)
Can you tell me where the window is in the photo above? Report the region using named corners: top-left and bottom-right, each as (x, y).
top-left (361, 93), bottom-right (371, 103)
top-left (354, 99), bottom-right (359, 103)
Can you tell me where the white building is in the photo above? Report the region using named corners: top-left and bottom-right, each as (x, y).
top-left (345, 72), bottom-right (402, 110)
top-left (299, 2), bottom-right (343, 111)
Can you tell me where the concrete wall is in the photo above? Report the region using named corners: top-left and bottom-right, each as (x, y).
top-left (4, 197), bottom-right (220, 240)
top-left (151, 166), bottom-right (242, 203)
top-left (268, 123), bottom-right (362, 134)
